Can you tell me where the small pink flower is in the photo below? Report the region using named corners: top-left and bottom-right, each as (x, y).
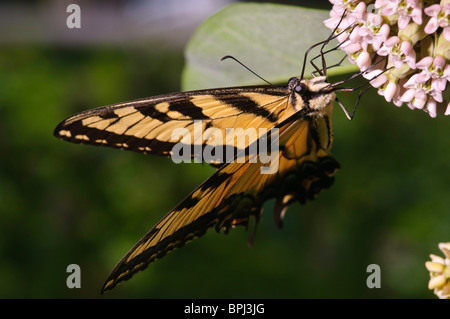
top-left (412, 96), bottom-right (427, 109)
top-left (415, 56), bottom-right (450, 91)
top-left (424, 97), bottom-right (438, 118)
top-left (400, 86), bottom-right (417, 103)
top-left (356, 50), bottom-right (372, 70)
top-left (372, 24), bottom-right (390, 50)
top-left (379, 0), bottom-right (400, 16)
top-left (325, 0), bottom-right (367, 29)
top-left (374, 0), bottom-right (389, 9)
top-left (404, 74), bottom-right (443, 102)
top-left (357, 13), bottom-right (390, 50)
top-left (377, 36), bottom-right (398, 55)
top-left (400, 74), bottom-right (444, 115)
top-left (363, 69), bottom-right (388, 88)
top-left (399, 40), bottom-right (416, 69)
top-left (397, 0), bottom-right (423, 29)
top-left (340, 41), bottom-right (362, 55)
top-left (377, 36), bottom-right (416, 69)
top-left (337, 26), bottom-right (362, 57)
top-left (424, 3), bottom-right (450, 41)
top-left (380, 80), bottom-right (400, 103)
top-left (329, 0), bottom-right (364, 18)
top-left (377, 0), bottom-right (422, 29)
top-left (430, 80), bottom-right (445, 102)
top-left (324, 15), bottom-right (352, 32)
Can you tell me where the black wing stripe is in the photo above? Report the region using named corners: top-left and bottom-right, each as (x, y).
top-left (167, 99), bottom-right (210, 120)
top-left (216, 95), bottom-right (278, 122)
top-left (137, 104), bottom-right (174, 122)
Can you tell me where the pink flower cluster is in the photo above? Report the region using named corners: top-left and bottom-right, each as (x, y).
top-left (324, 0), bottom-right (450, 118)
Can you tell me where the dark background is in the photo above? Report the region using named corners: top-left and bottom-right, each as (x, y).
top-left (0, 0), bottom-right (448, 298)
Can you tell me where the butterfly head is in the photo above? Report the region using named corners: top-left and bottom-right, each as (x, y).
top-left (288, 76), bottom-right (336, 114)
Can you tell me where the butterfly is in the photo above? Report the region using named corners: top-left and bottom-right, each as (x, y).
top-left (53, 30), bottom-right (361, 292)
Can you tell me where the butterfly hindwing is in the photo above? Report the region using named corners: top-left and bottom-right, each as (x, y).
top-left (100, 100), bottom-right (339, 293)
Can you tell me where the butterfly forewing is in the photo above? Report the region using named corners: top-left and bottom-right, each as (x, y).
top-left (54, 86), bottom-right (297, 166)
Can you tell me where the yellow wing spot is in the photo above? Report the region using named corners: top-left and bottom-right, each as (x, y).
top-left (104, 279), bottom-right (114, 289)
top-left (132, 262), bottom-right (145, 273)
top-left (123, 116), bottom-right (162, 138)
top-left (114, 107), bottom-right (138, 117)
top-left (104, 121), bottom-right (132, 135)
top-left (154, 102), bottom-right (170, 114)
top-left (191, 95), bottom-right (239, 118)
top-left (137, 146), bottom-right (152, 152)
top-left (127, 244), bottom-right (146, 263)
top-left (117, 270), bottom-right (130, 281)
top-left (121, 112), bottom-right (146, 127)
top-left (58, 130), bottom-right (72, 138)
top-left (167, 111), bottom-right (185, 119)
top-left (81, 116), bottom-right (103, 126)
top-left (154, 102), bottom-right (185, 119)
top-left (95, 139), bottom-right (108, 144)
top-left (145, 120), bottom-right (192, 141)
top-left (104, 112), bottom-right (146, 135)
top-left (75, 134), bottom-right (90, 141)
top-left (85, 117), bottom-right (116, 130)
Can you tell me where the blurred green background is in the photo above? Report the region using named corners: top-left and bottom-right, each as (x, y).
top-left (0, 0), bottom-right (449, 298)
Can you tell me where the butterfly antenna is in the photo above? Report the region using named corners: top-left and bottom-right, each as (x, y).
top-left (300, 9), bottom-right (350, 79)
top-left (221, 55), bottom-right (273, 85)
top-left (309, 26), bottom-right (355, 77)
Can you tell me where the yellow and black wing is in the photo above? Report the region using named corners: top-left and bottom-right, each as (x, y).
top-left (54, 76), bottom-right (340, 293)
top-left (54, 86), bottom-right (298, 165)
top-left (100, 102), bottom-right (339, 293)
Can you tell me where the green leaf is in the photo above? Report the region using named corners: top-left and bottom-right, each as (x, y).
top-left (181, 3), bottom-right (357, 91)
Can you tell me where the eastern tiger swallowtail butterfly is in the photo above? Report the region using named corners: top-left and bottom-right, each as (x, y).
top-left (54, 24), bottom-right (364, 293)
